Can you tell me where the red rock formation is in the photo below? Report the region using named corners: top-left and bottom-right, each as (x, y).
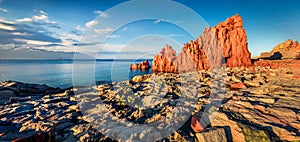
top-left (152, 14), bottom-right (252, 73)
top-left (130, 60), bottom-right (151, 70)
top-left (152, 45), bottom-right (177, 72)
top-left (291, 41), bottom-right (300, 50)
top-left (216, 15), bottom-right (251, 67)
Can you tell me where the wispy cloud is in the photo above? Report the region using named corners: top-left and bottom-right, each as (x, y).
top-left (154, 19), bottom-right (170, 24)
top-left (16, 18), bottom-right (32, 23)
top-left (94, 27), bottom-right (114, 34)
top-left (76, 25), bottom-right (85, 32)
top-left (94, 10), bottom-right (109, 18)
top-left (16, 10), bottom-right (60, 28)
top-left (106, 35), bottom-right (121, 38)
top-left (168, 34), bottom-right (185, 37)
top-left (274, 21), bottom-right (290, 26)
top-left (85, 20), bottom-right (99, 28)
top-left (0, 18), bottom-right (62, 47)
top-left (0, 8), bottom-right (7, 13)
top-left (0, 22), bottom-right (16, 31)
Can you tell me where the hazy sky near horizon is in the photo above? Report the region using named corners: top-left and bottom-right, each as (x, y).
top-left (0, 0), bottom-right (299, 58)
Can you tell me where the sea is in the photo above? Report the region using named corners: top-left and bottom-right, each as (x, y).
top-left (0, 59), bottom-right (152, 89)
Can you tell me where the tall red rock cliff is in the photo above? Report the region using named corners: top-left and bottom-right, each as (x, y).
top-left (152, 14), bottom-right (252, 73)
top-left (152, 45), bottom-right (177, 72)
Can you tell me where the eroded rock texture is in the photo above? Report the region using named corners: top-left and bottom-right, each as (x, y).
top-left (152, 14), bottom-right (252, 73)
top-left (1, 66), bottom-right (299, 142)
top-left (152, 45), bottom-right (177, 73)
top-left (260, 39), bottom-right (300, 60)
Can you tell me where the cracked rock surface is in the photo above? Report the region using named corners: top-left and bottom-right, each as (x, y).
top-left (0, 66), bottom-right (299, 142)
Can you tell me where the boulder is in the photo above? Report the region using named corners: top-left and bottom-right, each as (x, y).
top-left (0, 90), bottom-right (16, 100)
top-left (195, 127), bottom-right (228, 142)
top-left (230, 82), bottom-right (247, 89)
top-left (191, 115), bottom-right (205, 133)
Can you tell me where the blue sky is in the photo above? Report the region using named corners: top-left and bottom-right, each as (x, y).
top-left (0, 0), bottom-right (299, 59)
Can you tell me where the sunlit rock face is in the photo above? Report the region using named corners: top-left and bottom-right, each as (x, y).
top-left (152, 14), bottom-right (252, 73)
top-left (130, 60), bottom-right (151, 70)
top-left (260, 39), bottom-right (300, 60)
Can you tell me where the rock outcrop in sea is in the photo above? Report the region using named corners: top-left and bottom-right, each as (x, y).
top-left (130, 60), bottom-right (151, 70)
top-left (259, 39), bottom-right (300, 60)
top-left (152, 14), bottom-right (252, 73)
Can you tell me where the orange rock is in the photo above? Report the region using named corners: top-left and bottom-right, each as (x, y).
top-left (191, 115), bottom-right (205, 133)
top-left (152, 45), bottom-right (177, 72)
top-left (291, 41), bottom-right (300, 50)
top-left (230, 82), bottom-right (247, 89)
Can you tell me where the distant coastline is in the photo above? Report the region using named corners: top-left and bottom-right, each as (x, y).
top-left (0, 59), bottom-right (153, 62)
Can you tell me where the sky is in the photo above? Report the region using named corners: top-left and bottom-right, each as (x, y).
top-left (0, 0), bottom-right (300, 59)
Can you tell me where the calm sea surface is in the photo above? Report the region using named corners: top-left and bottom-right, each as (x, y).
top-left (0, 60), bottom-right (152, 89)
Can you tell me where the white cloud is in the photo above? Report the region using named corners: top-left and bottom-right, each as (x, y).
top-left (0, 8), bottom-right (7, 12)
top-left (85, 20), bottom-right (99, 28)
top-left (94, 10), bottom-right (109, 18)
top-left (76, 25), bottom-right (85, 31)
top-left (12, 32), bottom-right (30, 36)
top-left (39, 10), bottom-right (48, 15)
top-left (16, 18), bottom-right (33, 23)
top-left (16, 10), bottom-right (54, 23)
top-left (94, 28), bottom-right (114, 34)
top-left (15, 39), bottom-right (54, 46)
top-left (106, 35), bottom-right (121, 38)
top-left (0, 18), bottom-right (14, 24)
top-left (15, 10), bottom-right (59, 28)
top-left (33, 14), bottom-right (48, 21)
top-left (0, 43), bottom-right (16, 50)
top-left (0, 23), bottom-right (16, 30)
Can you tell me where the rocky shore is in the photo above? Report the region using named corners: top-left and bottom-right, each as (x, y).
top-left (1, 14), bottom-right (299, 142)
top-left (0, 65), bottom-right (299, 142)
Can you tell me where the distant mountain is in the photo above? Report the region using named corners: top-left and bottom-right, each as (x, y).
top-left (0, 48), bottom-right (92, 60)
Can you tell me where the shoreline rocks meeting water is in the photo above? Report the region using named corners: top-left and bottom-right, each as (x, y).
top-left (0, 65), bottom-right (299, 141)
